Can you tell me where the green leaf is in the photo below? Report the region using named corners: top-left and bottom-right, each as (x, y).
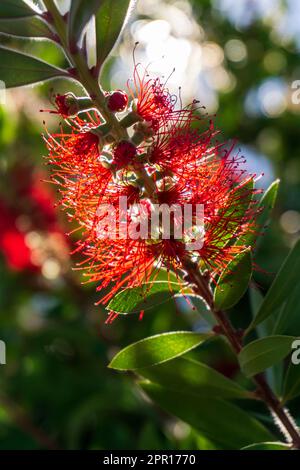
top-left (183, 294), bottom-right (216, 325)
top-left (242, 442), bottom-right (291, 450)
top-left (149, 268), bottom-right (178, 284)
top-left (238, 336), bottom-right (296, 377)
top-left (248, 239), bottom-right (300, 331)
top-left (0, 16), bottom-right (53, 39)
top-left (272, 281), bottom-right (300, 335)
top-left (250, 286), bottom-right (276, 337)
top-left (218, 177), bottom-right (254, 248)
top-left (68, 0), bottom-right (102, 47)
top-left (140, 382), bottom-right (274, 449)
top-left (107, 281), bottom-right (182, 315)
top-left (108, 331), bottom-right (211, 370)
top-left (282, 348), bottom-right (300, 403)
top-left (0, 0), bottom-right (35, 19)
top-left (96, 0), bottom-right (133, 71)
top-left (249, 288), bottom-right (285, 396)
top-left (0, 47), bottom-right (67, 87)
top-left (214, 248), bottom-right (252, 310)
top-left (250, 286), bottom-right (265, 331)
top-left (137, 357), bottom-right (249, 399)
top-left (243, 179), bottom-right (280, 248)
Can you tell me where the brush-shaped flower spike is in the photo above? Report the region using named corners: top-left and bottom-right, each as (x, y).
top-left (112, 141), bottom-right (137, 169)
top-left (44, 121), bottom-right (112, 229)
top-left (45, 73), bottom-right (260, 310)
top-left (73, 156), bottom-right (258, 306)
top-left (75, 225), bottom-right (188, 306)
top-left (127, 62), bottom-right (203, 133)
top-left (127, 64), bottom-right (176, 131)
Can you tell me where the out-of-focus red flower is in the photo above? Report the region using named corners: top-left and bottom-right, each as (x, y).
top-left (2, 231), bottom-right (33, 271)
top-left (0, 201), bottom-right (34, 271)
top-left (0, 166), bottom-right (70, 274)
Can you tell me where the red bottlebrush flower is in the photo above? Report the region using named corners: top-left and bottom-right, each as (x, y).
top-left (148, 118), bottom-right (216, 173)
top-left (73, 143), bottom-right (258, 306)
top-left (44, 119), bottom-right (113, 232)
top-left (107, 90), bottom-right (128, 112)
top-left (45, 76), bottom-right (260, 312)
top-left (72, 165), bottom-right (257, 308)
top-left (127, 64), bottom-right (201, 132)
top-left (127, 65), bottom-right (176, 131)
top-left (41, 93), bottom-right (95, 119)
top-left (55, 94), bottom-right (75, 117)
top-left (77, 211), bottom-right (188, 306)
top-left (40, 93), bottom-right (80, 118)
top-left (112, 141), bottom-right (137, 168)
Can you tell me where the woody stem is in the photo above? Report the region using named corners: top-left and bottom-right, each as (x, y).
top-left (43, 0), bottom-right (127, 141)
top-left (181, 257), bottom-right (300, 449)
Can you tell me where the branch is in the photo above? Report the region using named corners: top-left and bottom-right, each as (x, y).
top-left (181, 257), bottom-right (300, 449)
top-left (0, 394), bottom-right (59, 450)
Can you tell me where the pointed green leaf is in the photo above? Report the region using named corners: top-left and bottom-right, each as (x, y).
top-left (217, 177), bottom-right (254, 249)
top-left (0, 0), bottom-right (36, 19)
top-left (107, 281), bottom-right (182, 315)
top-left (149, 268), bottom-right (179, 284)
top-left (250, 286), bottom-right (276, 337)
top-left (140, 382), bottom-right (274, 449)
top-left (249, 288), bottom-right (285, 396)
top-left (0, 47), bottom-right (67, 87)
top-left (68, 0), bottom-right (102, 46)
top-left (0, 16), bottom-right (53, 39)
top-left (138, 357), bottom-right (249, 399)
top-left (272, 281), bottom-right (300, 335)
top-left (238, 336), bottom-right (296, 377)
top-left (250, 286), bottom-right (263, 320)
top-left (242, 442), bottom-right (290, 450)
top-left (108, 331), bottom-right (212, 370)
top-left (282, 345), bottom-right (300, 403)
top-left (96, 0), bottom-right (134, 71)
top-left (248, 238), bottom-right (300, 331)
top-left (214, 248), bottom-right (252, 310)
top-left (243, 179), bottom-right (279, 248)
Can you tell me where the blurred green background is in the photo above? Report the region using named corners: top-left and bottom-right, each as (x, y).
top-left (0, 0), bottom-right (300, 449)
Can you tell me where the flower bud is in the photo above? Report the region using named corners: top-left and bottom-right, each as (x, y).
top-left (106, 90), bottom-right (128, 113)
